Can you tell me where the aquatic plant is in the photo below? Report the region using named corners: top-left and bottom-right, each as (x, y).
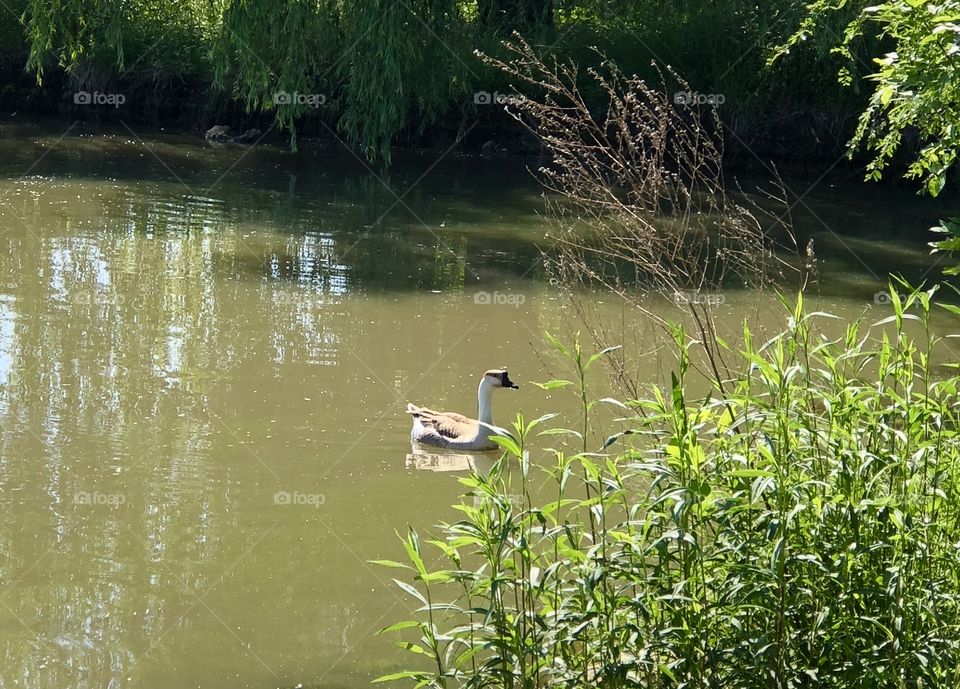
top-left (377, 284), bottom-right (960, 688)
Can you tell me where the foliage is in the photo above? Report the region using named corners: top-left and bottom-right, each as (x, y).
top-left (9, 0), bottom-right (875, 164)
top-left (776, 0), bottom-right (960, 196)
top-left (378, 285), bottom-right (960, 688)
top-left (24, 0), bottom-right (211, 80)
top-left (334, 0), bottom-right (473, 164)
top-left (211, 0), bottom-right (335, 149)
top-left (931, 217), bottom-right (960, 274)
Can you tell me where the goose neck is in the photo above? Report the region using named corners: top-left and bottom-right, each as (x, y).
top-left (477, 379), bottom-right (494, 425)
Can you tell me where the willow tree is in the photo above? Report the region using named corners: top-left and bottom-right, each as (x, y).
top-left (210, 0), bottom-right (338, 149)
top-left (211, 0), bottom-right (476, 159)
top-left (332, 0), bottom-right (473, 163)
top-left (22, 0), bottom-right (476, 163)
top-left (24, 0), bottom-right (213, 82)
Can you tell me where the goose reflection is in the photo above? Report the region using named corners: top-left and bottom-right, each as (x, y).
top-left (405, 447), bottom-right (497, 475)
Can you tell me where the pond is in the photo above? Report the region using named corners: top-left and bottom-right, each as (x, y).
top-left (0, 121), bottom-right (956, 689)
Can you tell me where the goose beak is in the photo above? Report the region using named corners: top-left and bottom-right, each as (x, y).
top-left (501, 372), bottom-right (519, 389)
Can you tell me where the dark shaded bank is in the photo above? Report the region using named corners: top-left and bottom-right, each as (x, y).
top-left (0, 61), bottom-right (863, 181)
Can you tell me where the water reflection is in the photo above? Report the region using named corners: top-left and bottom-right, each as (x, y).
top-left (405, 449), bottom-right (497, 474)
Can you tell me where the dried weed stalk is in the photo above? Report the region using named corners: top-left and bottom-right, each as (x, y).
top-left (478, 37), bottom-right (799, 395)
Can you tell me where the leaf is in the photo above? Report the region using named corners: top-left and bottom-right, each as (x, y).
top-left (376, 620), bottom-right (421, 635)
top-left (369, 559), bottom-right (414, 570)
top-left (878, 84), bottom-right (894, 106)
top-left (488, 434), bottom-right (521, 457)
top-left (729, 469), bottom-right (775, 478)
top-left (373, 671), bottom-right (429, 683)
top-left (586, 344), bottom-right (622, 369)
top-left (392, 579), bottom-right (428, 605)
top-left (535, 379), bottom-right (574, 390)
top-left (938, 303), bottom-right (960, 317)
top-left (601, 430), bottom-right (636, 450)
top-left (402, 531), bottom-right (427, 577)
top-left (528, 413), bottom-right (559, 428)
top-left (544, 331), bottom-right (570, 356)
top-left (394, 642), bottom-right (430, 655)
top-left (538, 427), bottom-right (583, 440)
top-left (872, 314), bottom-right (920, 326)
top-left (420, 570), bottom-right (454, 584)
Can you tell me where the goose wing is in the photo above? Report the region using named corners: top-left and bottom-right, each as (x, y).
top-left (407, 404), bottom-right (478, 440)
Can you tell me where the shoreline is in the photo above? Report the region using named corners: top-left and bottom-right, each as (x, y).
top-left (0, 112), bottom-right (946, 199)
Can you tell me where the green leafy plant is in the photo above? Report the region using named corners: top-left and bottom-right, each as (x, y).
top-left (377, 285), bottom-right (960, 688)
top-left (931, 217), bottom-right (960, 275)
top-left (775, 0), bottom-right (960, 196)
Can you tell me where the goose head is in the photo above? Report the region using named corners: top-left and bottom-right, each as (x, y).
top-left (482, 369), bottom-right (519, 390)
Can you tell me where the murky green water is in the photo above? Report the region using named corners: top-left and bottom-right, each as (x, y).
top-left (0, 121), bottom-right (956, 689)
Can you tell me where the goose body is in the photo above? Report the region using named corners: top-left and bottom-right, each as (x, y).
top-left (407, 369), bottom-right (519, 451)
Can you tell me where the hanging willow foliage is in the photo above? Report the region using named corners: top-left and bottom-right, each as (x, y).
top-left (15, 0), bottom-right (889, 169)
top-left (335, 0), bottom-right (473, 164)
top-left (212, 0), bottom-right (336, 149)
top-left (24, 0), bottom-right (125, 76)
top-left (19, 0), bottom-right (481, 161)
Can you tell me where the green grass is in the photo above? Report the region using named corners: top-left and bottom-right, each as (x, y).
top-left (377, 283), bottom-right (960, 688)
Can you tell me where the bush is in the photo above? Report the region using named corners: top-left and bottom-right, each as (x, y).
top-left (378, 284), bottom-right (960, 688)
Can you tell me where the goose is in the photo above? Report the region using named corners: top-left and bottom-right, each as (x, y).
top-left (406, 369), bottom-right (519, 451)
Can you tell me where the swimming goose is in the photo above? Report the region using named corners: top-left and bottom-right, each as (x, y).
top-left (406, 369), bottom-right (519, 451)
